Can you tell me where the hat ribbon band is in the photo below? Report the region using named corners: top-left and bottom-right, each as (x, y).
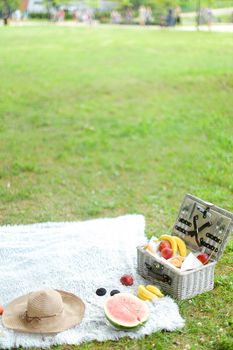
top-left (24, 308), bottom-right (64, 323)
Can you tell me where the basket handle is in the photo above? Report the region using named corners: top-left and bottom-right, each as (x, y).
top-left (145, 262), bottom-right (172, 285)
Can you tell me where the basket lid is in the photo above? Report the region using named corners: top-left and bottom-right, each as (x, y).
top-left (172, 194), bottom-right (233, 262)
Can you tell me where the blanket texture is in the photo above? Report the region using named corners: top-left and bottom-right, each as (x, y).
top-left (0, 215), bottom-right (184, 348)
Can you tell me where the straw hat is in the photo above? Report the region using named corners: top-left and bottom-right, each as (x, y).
top-left (2, 289), bottom-right (85, 334)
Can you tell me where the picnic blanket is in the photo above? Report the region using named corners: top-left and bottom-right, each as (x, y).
top-left (0, 215), bottom-right (184, 348)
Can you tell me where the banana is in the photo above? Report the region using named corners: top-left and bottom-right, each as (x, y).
top-left (173, 236), bottom-right (187, 257)
top-left (137, 294), bottom-right (148, 301)
top-left (159, 234), bottom-right (177, 255)
top-left (146, 285), bottom-right (164, 298)
top-left (137, 285), bottom-right (159, 301)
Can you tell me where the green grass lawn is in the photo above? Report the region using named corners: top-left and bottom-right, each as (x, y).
top-left (0, 26), bottom-right (233, 350)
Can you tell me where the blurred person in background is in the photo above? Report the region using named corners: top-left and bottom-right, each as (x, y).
top-left (146, 7), bottom-right (153, 24)
top-left (166, 8), bottom-right (175, 27)
top-left (14, 8), bottom-right (22, 22)
top-left (87, 9), bottom-right (94, 25)
top-left (73, 9), bottom-right (79, 22)
top-left (82, 9), bottom-right (94, 25)
top-left (175, 5), bottom-right (181, 25)
top-left (111, 10), bottom-right (122, 24)
top-left (160, 11), bottom-right (166, 27)
top-left (125, 7), bottom-right (133, 24)
top-left (22, 9), bottom-right (28, 21)
top-left (200, 7), bottom-right (213, 30)
top-left (206, 8), bottom-right (213, 31)
top-left (58, 8), bottom-right (65, 22)
top-left (139, 5), bottom-right (146, 25)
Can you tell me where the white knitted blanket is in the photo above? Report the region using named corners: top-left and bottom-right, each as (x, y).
top-left (0, 215), bottom-right (184, 348)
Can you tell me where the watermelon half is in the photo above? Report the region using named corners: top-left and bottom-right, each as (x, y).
top-left (104, 292), bottom-right (150, 330)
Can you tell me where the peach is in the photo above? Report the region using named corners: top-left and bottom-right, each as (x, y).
top-left (161, 247), bottom-right (173, 259)
top-left (159, 241), bottom-right (171, 252)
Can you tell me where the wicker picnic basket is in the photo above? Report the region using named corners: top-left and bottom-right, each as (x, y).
top-left (137, 194), bottom-right (233, 300)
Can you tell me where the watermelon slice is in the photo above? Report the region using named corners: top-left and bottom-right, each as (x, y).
top-left (104, 293), bottom-right (150, 330)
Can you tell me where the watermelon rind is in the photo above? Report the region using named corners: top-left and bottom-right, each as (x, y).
top-left (105, 314), bottom-right (147, 331)
top-left (104, 292), bottom-right (150, 331)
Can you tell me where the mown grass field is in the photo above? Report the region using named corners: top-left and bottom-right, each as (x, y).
top-left (0, 26), bottom-right (233, 350)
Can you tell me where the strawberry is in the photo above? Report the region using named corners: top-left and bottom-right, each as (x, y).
top-left (120, 274), bottom-right (134, 286)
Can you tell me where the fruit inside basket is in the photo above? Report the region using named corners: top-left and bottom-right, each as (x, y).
top-left (144, 194), bottom-right (233, 272)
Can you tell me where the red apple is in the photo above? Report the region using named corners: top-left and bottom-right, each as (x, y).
top-left (159, 241), bottom-right (171, 252)
top-left (197, 253), bottom-right (209, 265)
top-left (161, 247), bottom-right (173, 259)
top-left (120, 274), bottom-right (134, 286)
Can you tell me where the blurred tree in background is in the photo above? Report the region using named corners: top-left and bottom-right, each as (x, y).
top-left (43, 0), bottom-right (72, 15)
top-left (0, 0), bottom-right (20, 24)
top-left (118, 0), bottom-right (133, 10)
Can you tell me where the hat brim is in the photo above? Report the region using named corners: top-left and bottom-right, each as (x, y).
top-left (2, 290), bottom-right (85, 334)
